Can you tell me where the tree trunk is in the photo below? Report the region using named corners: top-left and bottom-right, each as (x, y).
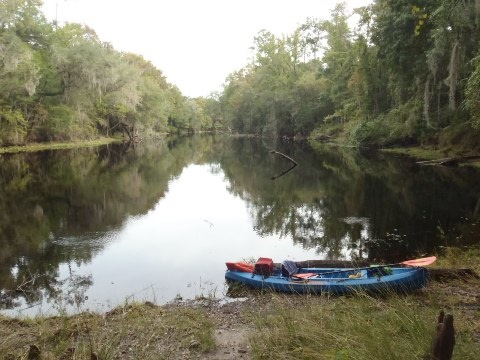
top-left (424, 77), bottom-right (432, 128)
top-left (121, 123), bottom-right (133, 142)
top-left (447, 40), bottom-right (462, 111)
top-left (474, 196), bottom-right (480, 218)
top-left (476, 0), bottom-right (480, 26)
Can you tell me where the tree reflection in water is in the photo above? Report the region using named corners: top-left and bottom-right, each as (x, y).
top-left (1, 136), bottom-right (479, 312)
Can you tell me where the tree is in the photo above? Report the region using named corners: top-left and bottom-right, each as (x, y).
top-left (0, 30), bottom-right (39, 99)
top-left (0, 0), bottom-right (49, 46)
top-left (0, 1), bottom-right (203, 144)
top-left (465, 54), bottom-right (480, 129)
top-left (0, 29), bottom-right (39, 145)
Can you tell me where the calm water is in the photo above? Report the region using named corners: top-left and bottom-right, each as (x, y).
top-left (1, 135), bottom-right (479, 316)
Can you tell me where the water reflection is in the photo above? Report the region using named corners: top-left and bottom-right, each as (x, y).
top-left (221, 141), bottom-right (480, 260)
top-left (1, 136), bottom-right (479, 315)
top-left (1, 140), bottom-right (181, 314)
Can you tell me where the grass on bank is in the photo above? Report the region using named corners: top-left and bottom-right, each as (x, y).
top-left (248, 294), bottom-right (433, 359)
top-left (247, 291), bottom-right (478, 360)
top-left (0, 302), bottom-right (215, 359)
top-left (434, 246), bottom-right (480, 273)
top-left (0, 138), bottom-right (121, 154)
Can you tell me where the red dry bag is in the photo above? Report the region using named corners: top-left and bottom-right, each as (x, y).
top-left (254, 257), bottom-right (274, 276)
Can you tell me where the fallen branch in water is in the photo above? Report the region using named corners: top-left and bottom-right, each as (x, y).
top-left (270, 150), bottom-right (298, 180)
top-left (270, 150), bottom-right (298, 166)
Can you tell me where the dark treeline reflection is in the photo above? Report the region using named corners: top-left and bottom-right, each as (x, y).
top-left (1, 136), bottom-right (480, 310)
top-left (212, 137), bottom-right (480, 261)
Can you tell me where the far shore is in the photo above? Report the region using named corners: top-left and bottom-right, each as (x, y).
top-left (0, 138), bottom-right (122, 154)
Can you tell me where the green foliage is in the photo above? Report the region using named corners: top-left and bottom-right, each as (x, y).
top-left (0, 0), bottom-right (49, 45)
top-left (437, 122), bottom-right (480, 153)
top-left (0, 30), bottom-right (39, 100)
top-left (0, 107), bottom-right (28, 145)
top-left (0, 1), bottom-right (203, 146)
top-left (349, 118), bottom-right (388, 147)
top-left (208, 0), bottom-right (480, 151)
top-left (218, 12), bottom-right (352, 138)
top-left (349, 100), bottom-right (423, 147)
top-left (44, 105), bottom-right (77, 140)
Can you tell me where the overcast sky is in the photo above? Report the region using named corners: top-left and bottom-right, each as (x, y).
top-left (41, 0), bottom-right (371, 98)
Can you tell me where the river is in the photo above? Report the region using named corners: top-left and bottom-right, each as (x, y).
top-left (1, 135), bottom-right (479, 316)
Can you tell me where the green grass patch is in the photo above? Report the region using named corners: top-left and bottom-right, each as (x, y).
top-left (0, 138), bottom-right (121, 154)
top-left (247, 292), bottom-right (478, 360)
top-left (0, 302), bottom-right (215, 359)
top-left (434, 246), bottom-right (480, 274)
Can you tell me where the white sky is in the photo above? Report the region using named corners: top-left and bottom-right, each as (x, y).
top-left (41, 0), bottom-right (371, 98)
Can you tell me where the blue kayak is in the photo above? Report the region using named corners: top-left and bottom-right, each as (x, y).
top-left (225, 265), bottom-right (429, 295)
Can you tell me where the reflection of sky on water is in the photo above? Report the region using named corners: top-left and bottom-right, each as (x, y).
top-left (5, 164), bottom-right (321, 317)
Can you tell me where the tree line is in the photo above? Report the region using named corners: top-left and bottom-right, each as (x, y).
top-left (214, 0), bottom-right (480, 149)
top-left (0, 0), bottom-right (220, 146)
top-left (2, 1), bottom-right (480, 149)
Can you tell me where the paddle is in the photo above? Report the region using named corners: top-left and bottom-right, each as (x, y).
top-left (303, 256), bottom-right (437, 278)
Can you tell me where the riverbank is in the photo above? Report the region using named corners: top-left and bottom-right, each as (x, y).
top-left (308, 123), bottom-right (480, 168)
top-left (0, 138), bottom-right (121, 154)
top-left (1, 248), bottom-right (479, 359)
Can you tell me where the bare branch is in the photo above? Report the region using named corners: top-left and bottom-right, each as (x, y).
top-left (270, 150), bottom-right (298, 180)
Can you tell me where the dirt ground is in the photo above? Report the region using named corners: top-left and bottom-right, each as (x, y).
top-left (165, 297), bottom-right (257, 359)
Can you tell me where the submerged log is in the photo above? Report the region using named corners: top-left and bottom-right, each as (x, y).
top-left (417, 155), bottom-right (480, 167)
top-left (425, 310), bottom-right (455, 360)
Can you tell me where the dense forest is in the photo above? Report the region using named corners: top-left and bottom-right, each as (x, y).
top-left (1, 0), bottom-right (480, 150)
top-left (217, 0), bottom-right (480, 150)
top-left (0, 0), bottom-right (218, 146)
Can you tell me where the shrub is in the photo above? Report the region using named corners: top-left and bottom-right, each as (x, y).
top-left (0, 107), bottom-right (28, 146)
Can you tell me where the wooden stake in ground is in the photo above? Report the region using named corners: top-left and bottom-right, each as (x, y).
top-left (27, 344), bottom-right (41, 360)
top-left (427, 310), bottom-right (455, 360)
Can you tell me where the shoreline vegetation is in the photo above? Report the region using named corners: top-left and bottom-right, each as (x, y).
top-left (0, 138), bottom-right (121, 154)
top-left (1, 247), bottom-right (479, 359)
top-left (0, 131), bottom-right (480, 172)
top-left (3, 133), bottom-right (480, 164)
